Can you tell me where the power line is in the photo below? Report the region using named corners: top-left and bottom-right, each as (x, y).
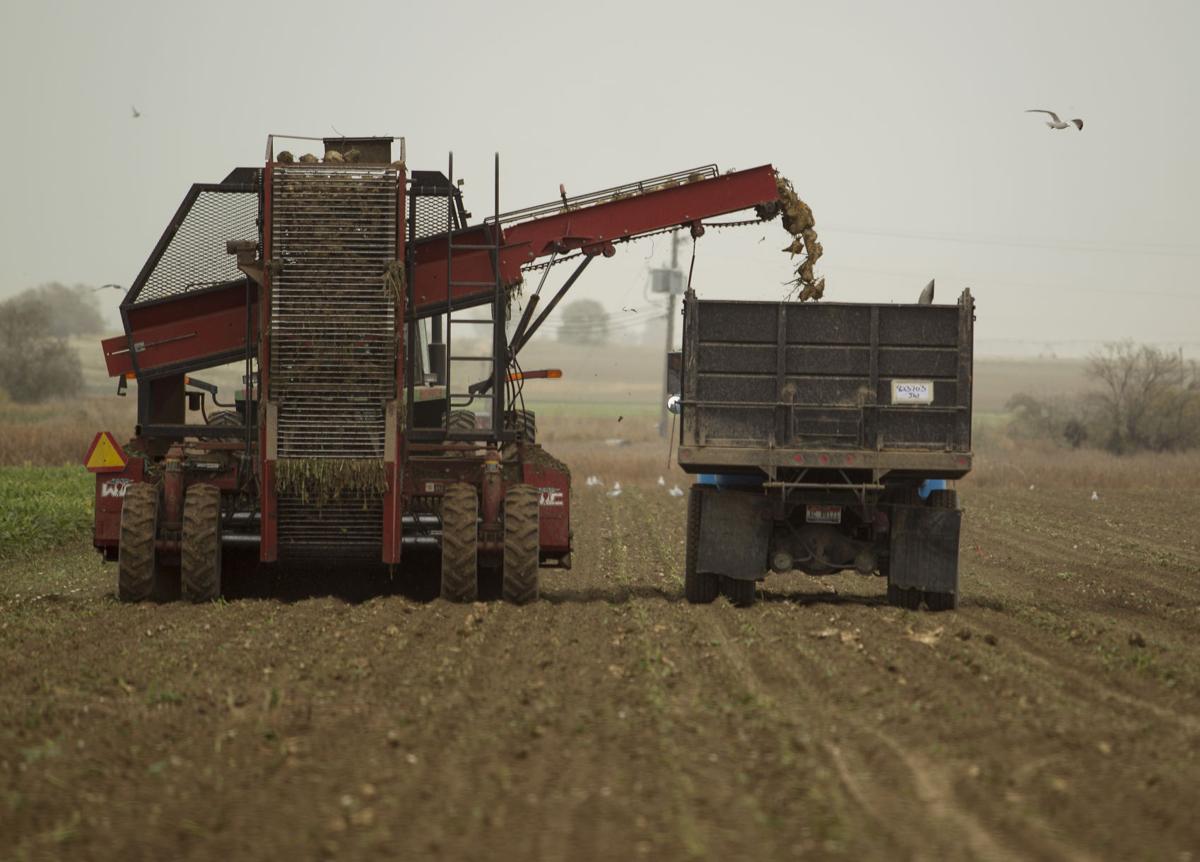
top-left (822, 261), bottom-right (1199, 300)
top-left (823, 224), bottom-right (1200, 259)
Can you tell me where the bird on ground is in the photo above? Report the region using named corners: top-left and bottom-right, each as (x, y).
top-left (657, 476), bottom-right (666, 486)
top-left (131, 105), bottom-right (141, 119)
top-left (585, 475), bottom-right (601, 487)
top-left (1090, 491), bottom-right (1100, 501)
top-left (668, 485), bottom-right (685, 497)
top-left (1026, 109), bottom-right (1083, 130)
top-left (607, 482), bottom-right (622, 498)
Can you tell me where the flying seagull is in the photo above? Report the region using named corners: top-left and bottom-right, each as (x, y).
top-left (1026, 109), bottom-right (1082, 130)
top-left (131, 105), bottom-right (141, 119)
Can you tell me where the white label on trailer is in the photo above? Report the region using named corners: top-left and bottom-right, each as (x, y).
top-left (806, 505), bottom-right (842, 524)
top-left (539, 487), bottom-right (564, 507)
top-left (891, 380), bottom-right (934, 404)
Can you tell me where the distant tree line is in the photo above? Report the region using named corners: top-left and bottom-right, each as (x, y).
top-left (1007, 342), bottom-right (1200, 454)
top-left (0, 283), bottom-right (105, 403)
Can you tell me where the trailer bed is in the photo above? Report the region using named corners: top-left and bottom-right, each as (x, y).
top-left (677, 290), bottom-right (974, 478)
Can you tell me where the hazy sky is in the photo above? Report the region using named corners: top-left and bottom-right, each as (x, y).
top-left (1, 0), bottom-right (1197, 356)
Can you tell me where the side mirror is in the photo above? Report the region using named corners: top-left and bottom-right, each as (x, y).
top-left (667, 395), bottom-right (681, 415)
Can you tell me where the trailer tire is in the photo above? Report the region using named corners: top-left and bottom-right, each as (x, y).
top-left (118, 483), bottom-right (160, 603)
top-left (885, 485), bottom-right (931, 610)
top-left (887, 584), bottom-right (923, 610)
top-left (923, 489), bottom-right (960, 611)
top-left (440, 483), bottom-right (478, 602)
top-left (723, 576), bottom-right (757, 608)
top-left (502, 484), bottom-right (540, 605)
top-left (181, 484), bottom-right (222, 602)
top-left (684, 486), bottom-right (718, 603)
top-left (927, 489), bottom-right (958, 510)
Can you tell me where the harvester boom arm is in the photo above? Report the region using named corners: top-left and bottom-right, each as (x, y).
top-left (409, 164), bottom-right (778, 316)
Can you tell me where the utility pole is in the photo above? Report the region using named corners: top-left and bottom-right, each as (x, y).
top-left (659, 230), bottom-right (682, 437)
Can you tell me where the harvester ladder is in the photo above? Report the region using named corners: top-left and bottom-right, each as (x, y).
top-left (442, 152), bottom-right (507, 441)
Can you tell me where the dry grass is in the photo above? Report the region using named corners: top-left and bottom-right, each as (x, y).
top-left (0, 397), bottom-right (135, 467)
top-left (966, 444), bottom-right (1200, 491)
top-left (4, 396), bottom-right (1196, 493)
top-left (538, 412), bottom-right (688, 486)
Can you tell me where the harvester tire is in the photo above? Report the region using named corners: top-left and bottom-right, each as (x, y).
top-left (683, 486), bottom-right (718, 603)
top-left (182, 484), bottom-right (222, 602)
top-left (723, 576), bottom-right (757, 608)
top-left (504, 410), bottom-right (537, 444)
top-left (440, 483), bottom-right (478, 602)
top-left (200, 410), bottom-right (242, 441)
top-left (448, 410), bottom-right (476, 434)
top-left (502, 484), bottom-right (540, 605)
top-left (205, 410), bottom-right (241, 427)
top-left (118, 483), bottom-right (160, 603)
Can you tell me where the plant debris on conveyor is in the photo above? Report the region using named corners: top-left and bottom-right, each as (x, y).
top-left (762, 173), bottom-right (825, 302)
top-left (274, 458), bottom-right (390, 506)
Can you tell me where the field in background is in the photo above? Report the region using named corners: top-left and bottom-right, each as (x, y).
top-left (0, 342), bottom-right (1184, 496)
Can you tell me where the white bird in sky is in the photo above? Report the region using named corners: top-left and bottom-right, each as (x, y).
top-left (131, 105), bottom-right (141, 119)
top-left (1026, 109), bottom-right (1083, 130)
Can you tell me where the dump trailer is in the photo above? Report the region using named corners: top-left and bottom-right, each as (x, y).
top-left (676, 287), bottom-right (975, 609)
top-left (87, 133), bottom-right (786, 604)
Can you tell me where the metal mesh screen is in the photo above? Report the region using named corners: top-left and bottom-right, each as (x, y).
top-left (270, 165), bottom-right (400, 554)
top-left (276, 498), bottom-right (386, 557)
top-left (411, 194), bottom-right (453, 240)
top-left (269, 165), bottom-right (400, 460)
top-left (134, 189), bottom-right (258, 306)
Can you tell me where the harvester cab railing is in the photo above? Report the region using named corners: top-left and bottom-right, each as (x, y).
top-left (415, 152), bottom-right (508, 443)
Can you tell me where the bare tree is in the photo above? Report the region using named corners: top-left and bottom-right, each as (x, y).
top-left (1085, 342), bottom-right (1199, 453)
top-left (558, 299), bottom-right (610, 346)
top-left (0, 297), bottom-right (83, 402)
top-left (7, 282), bottom-right (104, 337)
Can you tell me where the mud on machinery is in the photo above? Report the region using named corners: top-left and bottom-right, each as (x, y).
top-left (88, 134), bottom-right (789, 603)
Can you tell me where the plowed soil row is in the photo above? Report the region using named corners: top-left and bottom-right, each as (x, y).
top-left (2, 485), bottom-right (1198, 860)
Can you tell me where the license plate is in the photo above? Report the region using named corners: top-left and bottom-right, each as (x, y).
top-left (806, 505), bottom-right (841, 524)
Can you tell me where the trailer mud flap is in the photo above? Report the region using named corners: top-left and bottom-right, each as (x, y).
top-left (889, 505), bottom-right (962, 593)
top-left (696, 489), bottom-right (772, 581)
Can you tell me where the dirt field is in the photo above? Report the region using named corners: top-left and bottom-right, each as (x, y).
top-left (3, 480), bottom-right (1199, 860)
